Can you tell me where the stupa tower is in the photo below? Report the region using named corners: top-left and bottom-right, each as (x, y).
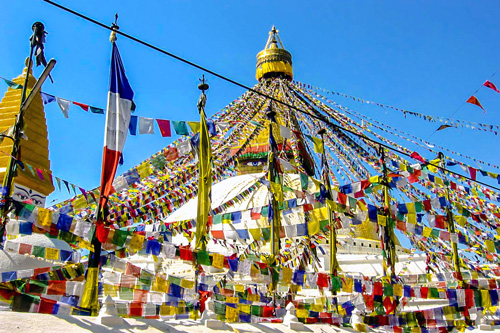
top-left (0, 60), bottom-right (54, 207)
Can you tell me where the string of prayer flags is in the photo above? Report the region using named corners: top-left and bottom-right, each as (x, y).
top-left (466, 95), bottom-right (486, 113)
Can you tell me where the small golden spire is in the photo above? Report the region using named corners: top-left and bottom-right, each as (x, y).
top-left (256, 26), bottom-right (293, 81)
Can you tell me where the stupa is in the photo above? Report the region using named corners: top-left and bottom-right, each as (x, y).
top-left (0, 61), bottom-right (67, 274)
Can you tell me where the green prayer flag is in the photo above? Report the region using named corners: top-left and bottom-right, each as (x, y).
top-left (172, 121), bottom-right (189, 135)
top-left (197, 250), bottom-right (211, 265)
top-left (32, 245), bottom-right (45, 258)
top-left (300, 173), bottom-right (308, 190)
top-left (89, 106), bottom-right (104, 114)
top-left (112, 230), bottom-right (128, 247)
top-left (3, 78), bottom-right (22, 89)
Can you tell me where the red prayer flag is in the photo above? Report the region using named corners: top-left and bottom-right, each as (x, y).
top-left (156, 119), bottom-right (171, 137)
top-left (73, 101), bottom-right (89, 111)
top-left (410, 151), bottom-right (426, 163)
top-left (466, 95), bottom-right (486, 113)
top-left (484, 80), bottom-right (500, 93)
top-left (469, 166), bottom-right (477, 180)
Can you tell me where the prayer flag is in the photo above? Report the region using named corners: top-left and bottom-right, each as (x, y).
top-left (138, 117), bottom-right (155, 134)
top-left (90, 106), bottom-right (104, 114)
top-left (437, 124), bottom-right (453, 131)
top-left (156, 119), bottom-right (171, 137)
top-left (194, 107), bottom-right (212, 251)
top-left (56, 97), bottom-right (71, 118)
top-left (484, 80), bottom-right (500, 93)
top-left (128, 115), bottom-right (138, 135)
top-left (172, 121), bottom-right (189, 135)
top-left (73, 101), bottom-right (89, 111)
top-left (3, 78), bottom-right (22, 89)
top-left (98, 42), bottom-right (134, 213)
top-left (466, 95), bottom-right (486, 113)
top-left (40, 92), bottom-right (56, 105)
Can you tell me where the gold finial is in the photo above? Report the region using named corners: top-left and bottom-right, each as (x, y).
top-left (256, 26), bottom-right (293, 81)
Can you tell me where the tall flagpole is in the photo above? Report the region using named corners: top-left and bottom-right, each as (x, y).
top-left (194, 75), bottom-right (211, 301)
top-left (438, 152), bottom-right (462, 281)
top-left (379, 146), bottom-right (397, 277)
top-left (317, 129), bottom-right (339, 313)
top-left (82, 17), bottom-right (135, 315)
top-left (266, 107), bottom-right (281, 293)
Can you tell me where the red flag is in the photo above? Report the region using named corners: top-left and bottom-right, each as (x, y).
top-left (73, 101), bottom-right (89, 111)
top-left (469, 166), bottom-right (477, 181)
top-left (156, 119), bottom-right (171, 137)
top-left (410, 151), bottom-right (426, 163)
top-left (484, 80), bottom-right (500, 93)
top-left (466, 95), bottom-right (486, 113)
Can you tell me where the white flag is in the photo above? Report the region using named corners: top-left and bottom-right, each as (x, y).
top-left (139, 117), bottom-right (155, 134)
top-left (56, 97), bottom-right (71, 118)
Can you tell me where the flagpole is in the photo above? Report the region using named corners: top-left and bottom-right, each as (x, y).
top-left (266, 107), bottom-right (280, 294)
top-left (0, 22), bottom-right (46, 246)
top-left (82, 17), bottom-right (125, 316)
top-left (317, 128), bottom-right (339, 313)
top-left (194, 75), bottom-right (210, 305)
top-left (438, 152), bottom-right (462, 281)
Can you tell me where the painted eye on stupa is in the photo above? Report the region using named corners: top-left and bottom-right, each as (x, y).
top-left (244, 161), bottom-right (264, 167)
top-left (16, 193), bottom-right (29, 201)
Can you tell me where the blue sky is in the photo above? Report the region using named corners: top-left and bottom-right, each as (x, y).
top-left (1, 1), bottom-right (500, 204)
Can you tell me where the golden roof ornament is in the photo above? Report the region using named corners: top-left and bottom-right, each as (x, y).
top-left (256, 26), bottom-right (293, 81)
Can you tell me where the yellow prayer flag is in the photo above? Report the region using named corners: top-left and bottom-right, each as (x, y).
top-left (129, 233), bottom-right (145, 251)
top-left (160, 305), bottom-right (176, 316)
top-left (270, 182), bottom-right (284, 203)
top-left (307, 215), bottom-right (320, 236)
top-left (377, 215), bottom-right (387, 226)
top-left (81, 267), bottom-right (99, 311)
top-left (423, 227), bottom-right (432, 238)
top-left (187, 121), bottom-right (200, 133)
top-left (407, 213), bottom-right (417, 224)
top-left (482, 290), bottom-right (492, 309)
top-left (342, 277), bottom-right (353, 293)
top-left (45, 247), bottom-right (60, 261)
top-left (194, 109), bottom-right (212, 251)
top-left (234, 284), bottom-right (245, 292)
top-left (180, 279), bottom-right (195, 289)
top-left (37, 208), bottom-right (53, 228)
top-left (311, 304), bottom-right (323, 312)
top-left (212, 253), bottom-right (225, 269)
top-left (312, 136), bottom-right (324, 154)
top-left (427, 158), bottom-right (440, 173)
top-left (393, 284), bottom-right (403, 297)
top-left (485, 240), bottom-right (495, 253)
top-left (103, 284), bottom-right (118, 297)
top-left (296, 309), bottom-right (309, 318)
top-left (282, 267), bottom-right (292, 284)
top-left (226, 305), bottom-right (239, 322)
top-left (247, 294), bottom-right (260, 302)
top-left (239, 304), bottom-right (251, 314)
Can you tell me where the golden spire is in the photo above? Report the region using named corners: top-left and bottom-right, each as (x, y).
top-left (0, 60), bottom-right (54, 206)
top-left (256, 26), bottom-right (293, 81)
